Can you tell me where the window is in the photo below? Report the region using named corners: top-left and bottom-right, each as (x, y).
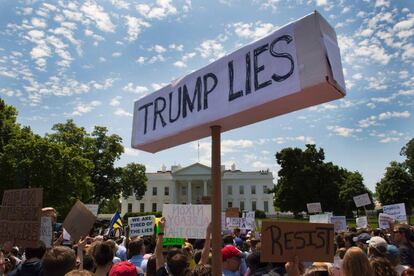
top-left (252, 201), bottom-right (256, 211)
top-left (228, 201), bottom-right (233, 208)
top-left (239, 185), bottom-right (244, 195)
top-left (128, 203), bottom-right (132, 213)
top-left (263, 185), bottom-right (268, 193)
top-left (264, 201), bottom-right (269, 212)
top-left (240, 201), bottom-right (245, 211)
top-left (152, 203), bottom-right (157, 212)
top-left (165, 186), bottom-right (169, 196)
top-left (251, 185), bottom-right (256, 195)
top-left (182, 186), bottom-right (187, 196)
top-left (140, 203), bottom-right (145, 212)
top-left (152, 187), bottom-right (157, 196)
top-left (227, 185), bottom-right (232, 195)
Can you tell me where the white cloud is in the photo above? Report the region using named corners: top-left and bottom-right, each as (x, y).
top-left (221, 139), bottom-right (254, 153)
top-left (375, 0), bottom-right (390, 7)
top-left (31, 17), bottom-right (47, 28)
top-left (124, 147), bottom-right (139, 157)
top-left (136, 56), bottom-right (146, 64)
top-left (124, 15), bottom-right (150, 42)
top-left (81, 1), bottom-right (115, 32)
top-left (254, 0), bottom-right (279, 12)
top-left (327, 126), bottom-right (361, 137)
top-left (123, 82), bottom-right (149, 94)
top-left (173, 61), bottom-right (186, 68)
top-left (70, 100), bottom-right (101, 116)
top-left (153, 45), bottom-right (166, 53)
top-left (232, 21), bottom-right (276, 40)
top-left (197, 39), bottom-right (225, 60)
top-left (112, 52), bottom-right (122, 57)
top-left (358, 116), bottom-right (377, 128)
top-left (136, 0), bottom-right (177, 20)
top-left (111, 0), bottom-right (130, 9)
top-left (316, 0), bottom-right (328, 6)
top-left (378, 111), bottom-right (410, 120)
top-left (169, 43), bottom-right (183, 51)
top-left (115, 108), bottom-right (132, 117)
top-left (110, 96), bottom-right (122, 106)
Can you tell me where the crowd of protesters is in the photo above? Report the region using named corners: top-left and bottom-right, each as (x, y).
top-left (2, 208), bottom-right (414, 276)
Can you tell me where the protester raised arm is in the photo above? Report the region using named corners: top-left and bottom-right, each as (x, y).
top-left (155, 217), bottom-right (165, 270)
top-left (199, 222), bottom-right (212, 265)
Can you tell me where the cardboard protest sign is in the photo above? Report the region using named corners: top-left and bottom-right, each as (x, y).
top-left (378, 213), bottom-right (395, 229)
top-left (63, 200), bottom-right (97, 242)
top-left (63, 228), bottom-right (71, 241)
top-left (225, 208), bottom-right (240, 218)
top-left (353, 193), bottom-right (371, 208)
top-left (162, 204), bottom-right (211, 239)
top-left (309, 213), bottom-right (331, 224)
top-left (307, 202), bottom-right (322, 214)
top-left (85, 204), bottom-right (99, 216)
top-left (226, 217), bottom-right (242, 229)
top-left (0, 188), bottom-right (43, 248)
top-left (383, 203), bottom-right (407, 223)
top-left (132, 11), bottom-right (346, 153)
top-left (40, 217), bottom-right (53, 247)
top-left (330, 216), bottom-right (347, 232)
top-left (128, 215), bottom-right (155, 237)
top-left (261, 221), bottom-right (334, 262)
top-left (163, 238), bottom-right (185, 246)
top-left (356, 216), bottom-right (368, 229)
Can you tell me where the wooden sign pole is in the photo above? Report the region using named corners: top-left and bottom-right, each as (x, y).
top-left (211, 125), bottom-right (222, 276)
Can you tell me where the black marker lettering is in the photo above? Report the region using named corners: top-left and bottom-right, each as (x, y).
top-left (169, 90), bottom-right (181, 123)
top-left (245, 52), bottom-right (251, 95)
top-left (294, 232), bottom-right (306, 249)
top-left (228, 60), bottom-right (243, 101)
top-left (266, 225), bottom-right (283, 255)
top-left (182, 77), bottom-right (202, 118)
top-left (138, 102), bottom-right (153, 134)
top-left (269, 35), bottom-right (294, 82)
top-left (153, 97), bottom-right (167, 130)
top-left (254, 44), bottom-right (272, 91)
top-left (203, 73), bottom-right (217, 109)
top-left (284, 232), bottom-right (294, 250)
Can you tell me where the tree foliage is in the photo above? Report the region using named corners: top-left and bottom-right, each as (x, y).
top-left (0, 100), bottom-right (147, 218)
top-left (376, 161), bottom-right (414, 213)
top-left (273, 144), bottom-right (371, 216)
top-left (401, 138), bottom-right (414, 175)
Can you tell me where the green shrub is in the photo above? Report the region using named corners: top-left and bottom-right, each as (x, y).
top-left (255, 209), bottom-right (266, 219)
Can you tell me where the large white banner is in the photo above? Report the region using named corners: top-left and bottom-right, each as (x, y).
top-left (163, 204), bottom-right (211, 239)
top-left (132, 12), bottom-right (346, 153)
top-left (383, 203), bottom-right (407, 223)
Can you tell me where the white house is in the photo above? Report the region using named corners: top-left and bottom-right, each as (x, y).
top-left (120, 163), bottom-right (276, 215)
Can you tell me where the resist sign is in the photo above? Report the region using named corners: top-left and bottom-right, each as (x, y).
top-left (163, 204), bottom-right (211, 239)
top-left (128, 215), bottom-right (155, 237)
top-left (261, 221), bottom-right (334, 262)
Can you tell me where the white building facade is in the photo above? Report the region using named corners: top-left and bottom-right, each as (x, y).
top-left (121, 163), bottom-right (276, 216)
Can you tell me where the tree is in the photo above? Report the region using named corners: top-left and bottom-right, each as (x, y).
top-left (338, 171), bottom-right (373, 217)
top-left (120, 163), bottom-right (148, 200)
top-left (401, 138), bottom-right (414, 175)
top-left (0, 98), bottom-right (20, 153)
top-left (376, 161), bottom-right (414, 213)
top-left (273, 144), bottom-right (343, 215)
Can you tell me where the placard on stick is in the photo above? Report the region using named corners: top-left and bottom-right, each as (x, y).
top-left (261, 221), bottom-right (334, 262)
top-left (225, 208), bottom-right (240, 218)
top-left (63, 200), bottom-right (97, 242)
top-left (383, 203), bottom-right (407, 223)
top-left (128, 215), bottom-right (155, 237)
top-left (353, 193), bottom-right (371, 208)
top-left (0, 188), bottom-right (43, 248)
top-left (307, 202), bottom-right (322, 214)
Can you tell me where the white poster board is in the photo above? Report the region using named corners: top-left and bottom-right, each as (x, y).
top-left (242, 211), bottom-right (256, 230)
top-left (85, 204), bottom-right (99, 216)
top-left (128, 215), bottom-right (155, 237)
top-left (378, 213), bottom-right (395, 229)
top-left (221, 212), bottom-right (226, 231)
top-left (353, 193), bottom-right (371, 208)
top-left (330, 216), bottom-right (347, 232)
top-left (383, 203), bottom-right (407, 223)
top-left (309, 213), bottom-right (331, 223)
top-left (162, 204), bottom-right (211, 239)
top-left (356, 216), bottom-right (368, 229)
top-left (40, 216), bottom-right (53, 247)
top-left (307, 202), bottom-right (322, 214)
top-left (131, 12), bottom-right (346, 153)
top-left (226, 217), bottom-right (242, 229)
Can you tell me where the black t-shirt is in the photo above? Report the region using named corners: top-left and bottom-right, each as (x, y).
top-left (156, 266), bottom-right (168, 276)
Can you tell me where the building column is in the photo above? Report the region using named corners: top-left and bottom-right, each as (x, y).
top-left (187, 181), bottom-right (192, 204)
top-left (170, 182), bottom-right (176, 204)
top-left (203, 180), bottom-right (207, 196)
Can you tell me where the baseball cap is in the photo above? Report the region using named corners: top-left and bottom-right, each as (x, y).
top-left (366, 236), bottom-right (388, 253)
top-left (353, 233), bottom-right (371, 243)
top-left (221, 245), bottom-right (241, 261)
top-left (386, 244), bottom-right (399, 258)
top-left (234, 237), bottom-right (243, 247)
top-left (109, 261), bottom-right (141, 276)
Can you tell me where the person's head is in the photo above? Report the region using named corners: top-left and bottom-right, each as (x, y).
top-left (42, 207), bottom-right (57, 223)
top-left (221, 245), bottom-right (241, 272)
top-left (353, 233), bottom-right (371, 251)
top-left (146, 255), bottom-right (156, 276)
top-left (386, 244), bottom-right (400, 266)
top-left (127, 239), bottom-right (145, 258)
top-left (344, 233), bottom-right (356, 249)
top-left (402, 268), bottom-right (414, 276)
top-left (304, 263), bottom-right (332, 276)
top-left (109, 261), bottom-right (139, 276)
top-left (65, 270), bottom-right (93, 276)
top-left (367, 236), bottom-right (388, 258)
top-left (336, 248), bottom-right (347, 259)
top-left (166, 250), bottom-right (189, 276)
top-left (223, 235), bottom-right (234, 246)
top-left (393, 224), bottom-right (411, 244)
top-left (335, 235), bottom-right (345, 249)
top-left (342, 247), bottom-right (373, 276)
top-left (369, 257), bottom-right (398, 276)
top-left (233, 228), bottom-right (241, 237)
top-left (25, 241), bottom-right (46, 260)
top-left (105, 239), bottom-right (118, 254)
top-left (246, 251), bottom-right (267, 272)
top-left (82, 255), bottom-right (95, 272)
top-left (191, 264), bottom-right (212, 276)
top-left (42, 246), bottom-right (77, 276)
top-left (91, 241), bottom-right (114, 267)
top-left (2, 241), bottom-right (13, 254)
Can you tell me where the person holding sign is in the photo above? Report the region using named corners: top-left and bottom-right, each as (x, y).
top-left (392, 224), bottom-right (414, 267)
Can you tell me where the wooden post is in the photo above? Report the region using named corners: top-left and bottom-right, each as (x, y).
top-left (211, 125), bottom-right (222, 276)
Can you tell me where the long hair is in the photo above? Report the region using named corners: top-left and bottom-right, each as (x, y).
top-left (370, 257), bottom-right (398, 276)
top-left (342, 247), bottom-right (374, 276)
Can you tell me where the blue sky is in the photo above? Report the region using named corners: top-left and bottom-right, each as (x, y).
top-left (0, 0), bottom-right (413, 192)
